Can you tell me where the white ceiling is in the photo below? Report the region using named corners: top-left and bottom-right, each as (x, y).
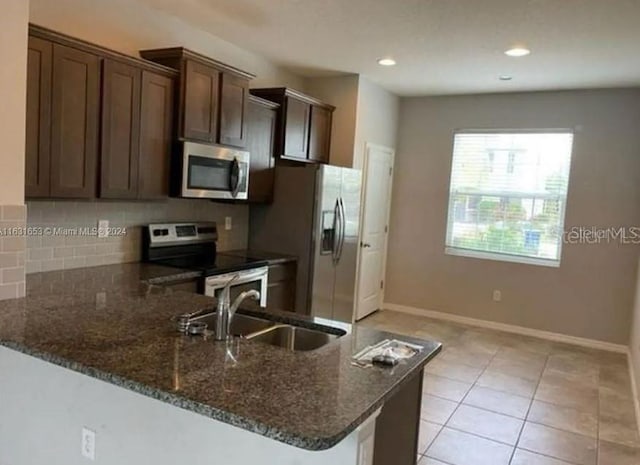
top-left (137, 0), bottom-right (640, 96)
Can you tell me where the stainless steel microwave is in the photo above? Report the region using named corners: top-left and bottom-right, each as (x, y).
top-left (178, 142), bottom-right (249, 200)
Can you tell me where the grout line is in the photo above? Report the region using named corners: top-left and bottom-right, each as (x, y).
top-left (596, 365), bottom-right (601, 465)
top-left (508, 349), bottom-right (548, 464)
top-left (515, 445), bottom-right (583, 465)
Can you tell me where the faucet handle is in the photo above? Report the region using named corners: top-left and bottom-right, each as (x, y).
top-left (175, 307), bottom-right (210, 333)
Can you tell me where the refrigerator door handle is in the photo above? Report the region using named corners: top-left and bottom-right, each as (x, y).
top-left (332, 198), bottom-right (342, 264)
top-left (337, 197), bottom-right (347, 262)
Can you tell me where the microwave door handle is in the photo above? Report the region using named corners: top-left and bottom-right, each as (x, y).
top-left (230, 158), bottom-right (241, 198)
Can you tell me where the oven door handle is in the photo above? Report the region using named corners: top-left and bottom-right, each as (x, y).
top-left (230, 157), bottom-right (241, 198)
top-left (206, 267), bottom-right (268, 286)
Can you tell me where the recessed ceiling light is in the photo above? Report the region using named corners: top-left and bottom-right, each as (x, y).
top-left (499, 75), bottom-right (513, 81)
top-left (505, 46), bottom-right (531, 57)
top-left (377, 57), bottom-right (396, 66)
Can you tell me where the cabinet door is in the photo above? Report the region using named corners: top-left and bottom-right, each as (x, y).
top-left (246, 100), bottom-right (277, 202)
top-left (219, 73), bottom-right (249, 148)
top-left (283, 96), bottom-right (310, 159)
top-left (308, 105), bottom-right (332, 163)
top-left (182, 59), bottom-right (219, 142)
top-left (25, 37), bottom-right (52, 198)
top-left (266, 263), bottom-right (296, 312)
top-left (138, 71), bottom-right (174, 199)
top-left (50, 44), bottom-right (100, 198)
top-left (100, 59), bottom-right (141, 199)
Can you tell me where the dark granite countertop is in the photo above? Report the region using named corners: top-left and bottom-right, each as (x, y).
top-left (223, 249), bottom-right (298, 265)
top-left (0, 263), bottom-right (440, 451)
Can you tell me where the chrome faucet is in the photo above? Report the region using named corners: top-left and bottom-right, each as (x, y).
top-left (215, 274), bottom-right (261, 341)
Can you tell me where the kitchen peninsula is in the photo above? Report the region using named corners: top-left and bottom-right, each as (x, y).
top-left (0, 264), bottom-right (440, 465)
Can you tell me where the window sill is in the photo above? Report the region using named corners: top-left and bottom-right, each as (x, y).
top-left (445, 247), bottom-right (560, 268)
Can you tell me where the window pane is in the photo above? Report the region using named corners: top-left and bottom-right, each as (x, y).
top-left (446, 132), bottom-right (573, 265)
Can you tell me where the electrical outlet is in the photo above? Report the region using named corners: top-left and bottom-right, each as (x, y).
top-left (96, 292), bottom-right (106, 309)
top-left (98, 220), bottom-right (109, 238)
top-left (81, 427), bottom-right (96, 461)
top-left (492, 290), bottom-right (502, 302)
top-left (225, 216), bottom-right (232, 231)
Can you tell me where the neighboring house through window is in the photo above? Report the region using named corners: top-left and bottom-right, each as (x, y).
top-left (445, 131), bottom-right (574, 267)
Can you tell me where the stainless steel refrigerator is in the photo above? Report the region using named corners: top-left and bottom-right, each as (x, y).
top-left (248, 164), bottom-right (362, 322)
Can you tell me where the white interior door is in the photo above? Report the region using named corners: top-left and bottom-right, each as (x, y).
top-left (355, 144), bottom-right (395, 320)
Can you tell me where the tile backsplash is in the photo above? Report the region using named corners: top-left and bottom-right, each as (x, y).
top-left (25, 199), bottom-right (248, 274)
top-left (0, 205), bottom-right (27, 299)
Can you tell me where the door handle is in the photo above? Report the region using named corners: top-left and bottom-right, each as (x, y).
top-left (332, 199), bottom-right (341, 264)
top-left (361, 242), bottom-right (371, 248)
top-left (337, 198), bottom-right (346, 262)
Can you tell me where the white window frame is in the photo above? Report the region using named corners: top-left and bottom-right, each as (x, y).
top-left (444, 128), bottom-right (574, 268)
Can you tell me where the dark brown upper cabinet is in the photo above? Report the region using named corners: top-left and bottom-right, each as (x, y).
top-left (100, 59), bottom-right (141, 199)
top-left (284, 97), bottom-right (310, 159)
top-left (25, 25), bottom-right (177, 200)
top-left (138, 71), bottom-right (174, 199)
top-left (25, 36), bottom-right (52, 198)
top-left (100, 61), bottom-right (175, 200)
top-left (308, 105), bottom-right (332, 164)
top-left (182, 59), bottom-right (219, 143)
top-left (246, 96), bottom-right (279, 203)
top-left (50, 43), bottom-right (100, 198)
top-left (219, 73), bottom-right (250, 147)
top-left (139, 48), bottom-right (255, 149)
top-left (249, 88), bottom-right (335, 164)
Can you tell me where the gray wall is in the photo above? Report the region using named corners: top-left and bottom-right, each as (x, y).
top-left (385, 88), bottom-right (640, 344)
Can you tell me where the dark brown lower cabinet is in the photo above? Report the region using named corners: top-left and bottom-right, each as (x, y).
top-left (374, 369), bottom-right (423, 465)
top-left (50, 43), bottom-right (100, 198)
top-left (247, 96), bottom-right (278, 203)
top-left (266, 262), bottom-right (297, 312)
top-left (100, 59), bottom-right (141, 199)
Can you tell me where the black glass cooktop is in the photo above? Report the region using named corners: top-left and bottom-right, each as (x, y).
top-left (154, 253), bottom-right (268, 277)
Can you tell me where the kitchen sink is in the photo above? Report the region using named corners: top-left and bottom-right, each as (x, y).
top-left (182, 311), bottom-right (345, 351)
top-left (245, 324), bottom-right (343, 351)
top-left (190, 312), bottom-right (275, 336)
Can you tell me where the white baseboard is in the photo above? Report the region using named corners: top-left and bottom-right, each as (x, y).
top-left (628, 349), bottom-right (640, 435)
top-left (384, 302), bottom-right (627, 354)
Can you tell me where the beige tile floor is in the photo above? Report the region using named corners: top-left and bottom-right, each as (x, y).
top-left (358, 310), bottom-right (640, 465)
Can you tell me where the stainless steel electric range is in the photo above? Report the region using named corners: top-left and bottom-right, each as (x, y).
top-left (142, 222), bottom-right (269, 307)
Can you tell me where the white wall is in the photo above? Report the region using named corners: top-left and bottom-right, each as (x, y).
top-left (0, 0), bottom-right (29, 300)
top-left (305, 75), bottom-right (359, 168)
top-left (386, 89), bottom-right (640, 344)
top-left (353, 77), bottom-right (400, 169)
top-left (630, 257), bottom-right (640, 419)
top-left (305, 75), bottom-right (399, 169)
top-left (29, 0), bottom-right (305, 89)
top-left (0, 0), bottom-right (28, 205)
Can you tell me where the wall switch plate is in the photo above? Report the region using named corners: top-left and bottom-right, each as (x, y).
top-left (225, 216), bottom-right (232, 231)
top-left (492, 290), bottom-right (502, 302)
top-left (81, 427), bottom-right (96, 461)
top-left (98, 220), bottom-right (109, 238)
